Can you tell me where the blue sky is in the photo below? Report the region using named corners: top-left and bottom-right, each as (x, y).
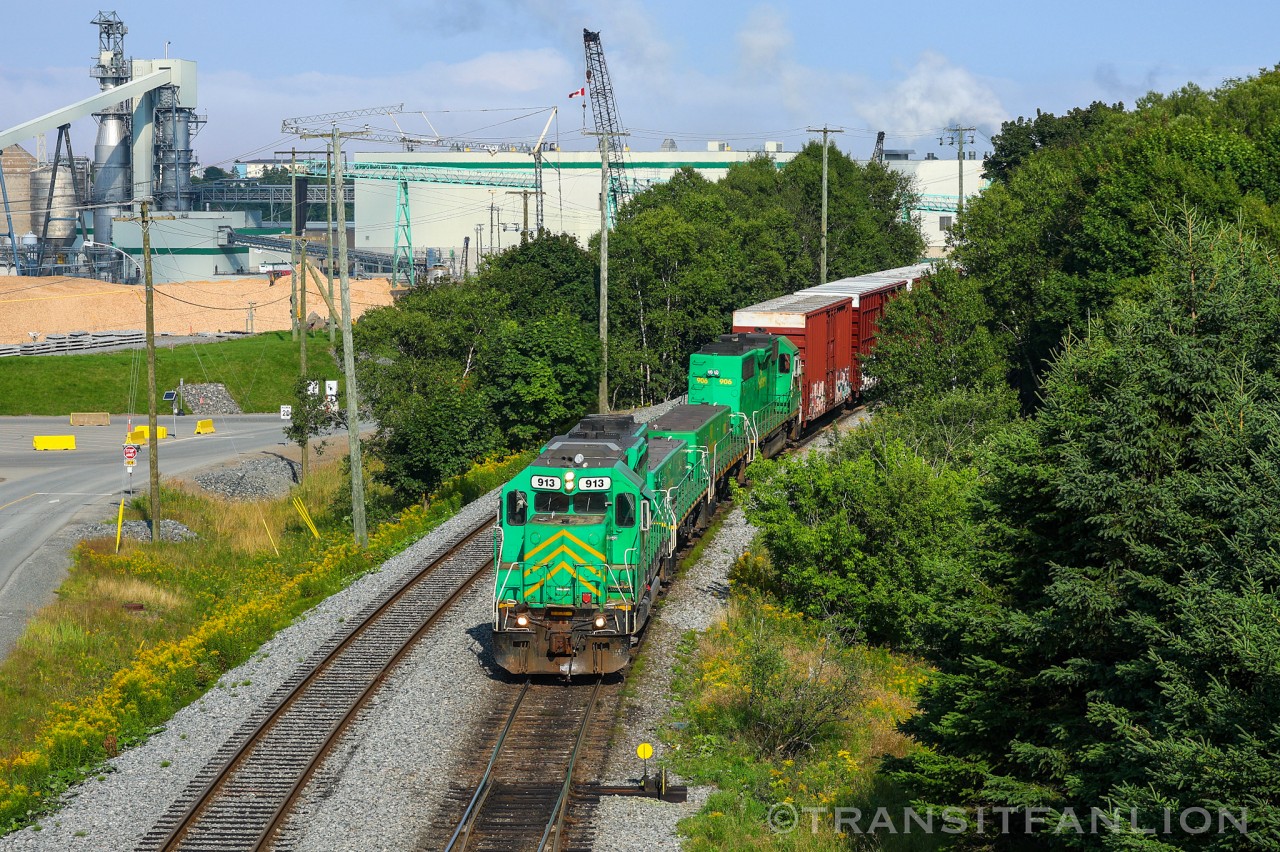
top-left (1, 1), bottom-right (1276, 167)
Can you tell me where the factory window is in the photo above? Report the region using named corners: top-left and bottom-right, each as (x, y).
top-left (940, 215), bottom-right (953, 231)
top-left (534, 492), bottom-right (571, 514)
top-left (573, 493), bottom-right (608, 515)
top-left (615, 493), bottom-right (636, 528)
top-left (742, 359), bottom-right (755, 380)
top-left (506, 491), bottom-right (527, 525)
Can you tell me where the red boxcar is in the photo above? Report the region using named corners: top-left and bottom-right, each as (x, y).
top-left (731, 292), bottom-right (853, 429)
top-left (796, 263), bottom-right (932, 390)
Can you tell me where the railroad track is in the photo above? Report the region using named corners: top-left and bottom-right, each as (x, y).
top-left (136, 517), bottom-right (496, 852)
top-left (442, 677), bottom-right (613, 852)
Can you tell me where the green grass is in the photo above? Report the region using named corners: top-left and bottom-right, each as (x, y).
top-left (0, 448), bottom-right (534, 833)
top-left (0, 331), bottom-right (341, 415)
top-left (664, 594), bottom-right (937, 851)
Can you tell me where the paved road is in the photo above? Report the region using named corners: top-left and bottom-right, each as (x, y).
top-left (0, 414), bottom-right (298, 661)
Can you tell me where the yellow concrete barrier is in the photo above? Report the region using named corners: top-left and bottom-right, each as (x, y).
top-left (126, 426), bottom-right (169, 442)
top-left (69, 412), bottom-right (111, 426)
top-left (33, 435), bottom-right (76, 451)
top-left (194, 418), bottom-right (216, 435)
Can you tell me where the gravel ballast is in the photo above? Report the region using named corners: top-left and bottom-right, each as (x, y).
top-left (194, 453), bottom-right (300, 500)
top-left (0, 492), bottom-right (501, 852)
top-left (589, 408), bottom-right (863, 851)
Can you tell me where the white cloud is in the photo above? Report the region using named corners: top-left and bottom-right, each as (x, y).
top-left (736, 5), bottom-right (793, 75)
top-left (858, 51), bottom-right (1008, 136)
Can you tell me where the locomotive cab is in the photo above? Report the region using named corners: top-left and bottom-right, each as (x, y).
top-left (493, 415), bottom-right (669, 676)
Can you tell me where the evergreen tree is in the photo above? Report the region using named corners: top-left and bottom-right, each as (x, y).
top-left (888, 217), bottom-right (1280, 849)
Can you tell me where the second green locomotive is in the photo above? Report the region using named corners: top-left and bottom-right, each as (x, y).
top-left (492, 332), bottom-right (799, 676)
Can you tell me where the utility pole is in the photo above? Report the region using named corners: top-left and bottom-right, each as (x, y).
top-left (584, 129), bottom-right (629, 412)
top-left (298, 236), bottom-right (309, 483)
top-left (119, 201), bottom-right (174, 540)
top-left (506, 190), bottom-right (533, 243)
top-left (289, 148), bottom-right (299, 341)
top-left (807, 125), bottom-right (843, 286)
top-left (294, 129), bottom-right (369, 546)
top-left (474, 224), bottom-right (483, 269)
top-left (940, 125), bottom-right (975, 218)
top-left (332, 127), bottom-right (367, 547)
top-left (326, 142), bottom-right (336, 344)
top-left (488, 193), bottom-right (496, 257)
top-left (598, 135), bottom-right (608, 413)
top-left (141, 201), bottom-right (161, 536)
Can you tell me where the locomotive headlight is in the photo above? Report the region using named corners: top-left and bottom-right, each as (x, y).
top-left (516, 613), bottom-right (529, 627)
top-left (593, 614), bottom-right (607, 629)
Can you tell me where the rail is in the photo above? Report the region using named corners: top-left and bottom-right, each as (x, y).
top-left (442, 677), bottom-right (608, 851)
top-left (139, 518), bottom-right (495, 852)
top-left (444, 681), bottom-right (531, 851)
top-left (539, 676), bottom-right (605, 852)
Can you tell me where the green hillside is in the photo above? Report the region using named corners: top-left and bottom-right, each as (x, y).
top-left (0, 331), bottom-right (339, 415)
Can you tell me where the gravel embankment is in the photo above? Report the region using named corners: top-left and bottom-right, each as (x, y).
top-left (194, 453), bottom-right (300, 500)
top-left (590, 508), bottom-right (755, 850)
top-left (0, 493), bottom-right (501, 852)
top-left (589, 407), bottom-right (863, 851)
top-left (179, 383), bottom-right (242, 416)
top-left (67, 519), bottom-right (197, 543)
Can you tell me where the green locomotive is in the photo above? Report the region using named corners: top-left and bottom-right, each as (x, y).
top-left (492, 332), bottom-right (800, 676)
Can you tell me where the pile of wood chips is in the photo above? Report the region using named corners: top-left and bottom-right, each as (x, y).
top-left (0, 269), bottom-right (395, 345)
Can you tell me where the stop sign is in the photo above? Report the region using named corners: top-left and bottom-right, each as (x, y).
top-left (124, 445), bottom-right (137, 461)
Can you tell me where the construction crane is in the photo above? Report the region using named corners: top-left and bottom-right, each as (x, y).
top-left (583, 29), bottom-right (632, 222)
top-left (284, 105), bottom-right (533, 153)
top-left (870, 131), bottom-right (886, 163)
top-left (281, 104), bottom-right (405, 136)
top-left (531, 108), bottom-right (556, 236)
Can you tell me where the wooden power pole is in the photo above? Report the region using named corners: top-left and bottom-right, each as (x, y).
top-left (332, 127), bottom-right (367, 547)
top-left (118, 201), bottom-right (174, 540)
top-left (807, 125), bottom-right (843, 286)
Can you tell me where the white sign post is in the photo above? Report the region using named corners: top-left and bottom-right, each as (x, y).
top-left (280, 405), bottom-right (293, 420)
top-left (123, 444), bottom-right (137, 494)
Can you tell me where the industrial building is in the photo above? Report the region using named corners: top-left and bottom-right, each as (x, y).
top-left (0, 12), bottom-right (293, 283)
top-left (350, 145), bottom-right (983, 272)
top-left (0, 13), bottom-right (984, 287)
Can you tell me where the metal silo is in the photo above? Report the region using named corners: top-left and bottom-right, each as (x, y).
top-left (90, 12), bottom-right (131, 248)
top-left (154, 85), bottom-right (196, 212)
top-left (29, 163), bottom-right (79, 249)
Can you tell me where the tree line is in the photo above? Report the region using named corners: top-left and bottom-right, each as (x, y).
top-left (738, 67), bottom-right (1280, 848)
top-left (342, 142), bottom-right (922, 508)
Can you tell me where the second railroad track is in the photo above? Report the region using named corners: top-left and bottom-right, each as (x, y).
top-left (137, 517), bottom-right (496, 852)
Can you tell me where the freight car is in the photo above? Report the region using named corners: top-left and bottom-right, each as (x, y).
top-left (491, 263), bottom-right (929, 676)
top-left (733, 262), bottom-right (932, 427)
top-left (492, 332), bottom-right (798, 676)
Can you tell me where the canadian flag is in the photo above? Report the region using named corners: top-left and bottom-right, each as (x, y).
top-left (569, 87), bottom-right (586, 99)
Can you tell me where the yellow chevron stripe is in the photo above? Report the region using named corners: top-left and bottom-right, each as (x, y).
top-left (523, 545), bottom-right (587, 578)
top-left (523, 528), bottom-right (606, 562)
top-left (533, 544), bottom-right (604, 579)
top-left (522, 563), bottom-right (601, 598)
top-left (560, 560), bottom-right (599, 593)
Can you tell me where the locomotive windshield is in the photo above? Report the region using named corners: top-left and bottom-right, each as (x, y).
top-left (572, 493), bottom-right (608, 514)
top-left (524, 490), bottom-right (603, 526)
top-left (533, 492), bottom-right (570, 513)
